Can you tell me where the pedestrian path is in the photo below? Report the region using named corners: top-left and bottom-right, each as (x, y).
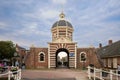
top-left (22, 69), bottom-right (89, 80)
top-left (22, 78), bottom-right (76, 80)
top-left (76, 77), bottom-right (88, 80)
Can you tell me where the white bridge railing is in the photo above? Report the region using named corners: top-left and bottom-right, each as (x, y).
top-left (87, 66), bottom-right (120, 80)
top-left (0, 69), bottom-right (21, 80)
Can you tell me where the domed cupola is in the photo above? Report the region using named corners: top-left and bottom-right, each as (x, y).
top-left (52, 12), bottom-right (73, 28)
top-left (51, 12), bottom-right (74, 43)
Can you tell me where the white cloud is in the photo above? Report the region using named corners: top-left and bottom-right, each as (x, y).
top-left (16, 22), bottom-right (50, 37)
top-left (40, 9), bottom-right (59, 19)
top-left (52, 0), bottom-right (67, 5)
top-left (23, 9), bottom-right (59, 20)
top-left (0, 22), bottom-right (7, 29)
top-left (0, 34), bottom-right (32, 49)
top-left (0, 0), bottom-right (120, 48)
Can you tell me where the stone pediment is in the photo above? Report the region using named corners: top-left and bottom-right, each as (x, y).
top-left (52, 37), bottom-right (72, 43)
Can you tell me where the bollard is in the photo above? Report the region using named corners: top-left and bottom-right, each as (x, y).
top-left (100, 68), bottom-right (102, 79)
top-left (88, 66), bottom-right (91, 79)
top-left (94, 67), bottom-right (96, 80)
top-left (110, 70), bottom-right (113, 80)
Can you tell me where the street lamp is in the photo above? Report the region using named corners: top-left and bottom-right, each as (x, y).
top-left (12, 52), bottom-right (20, 67)
top-left (14, 52), bottom-right (18, 57)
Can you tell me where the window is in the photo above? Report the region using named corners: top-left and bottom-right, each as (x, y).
top-left (80, 52), bottom-right (86, 62)
top-left (39, 52), bottom-right (45, 62)
top-left (113, 58), bottom-right (117, 68)
top-left (108, 58), bottom-right (112, 68)
top-left (103, 59), bottom-right (107, 67)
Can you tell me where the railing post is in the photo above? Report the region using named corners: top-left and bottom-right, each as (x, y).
top-left (8, 71), bottom-right (11, 80)
top-left (19, 69), bottom-right (21, 80)
top-left (94, 67), bottom-right (96, 80)
top-left (110, 70), bottom-right (113, 80)
top-left (116, 70), bottom-right (118, 80)
top-left (16, 70), bottom-right (18, 80)
top-left (88, 66), bottom-right (91, 79)
top-left (100, 68), bottom-right (102, 80)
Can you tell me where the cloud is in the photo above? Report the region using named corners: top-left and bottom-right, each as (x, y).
top-left (40, 9), bottom-right (59, 20)
top-left (23, 8), bottom-right (59, 20)
top-left (0, 22), bottom-right (7, 29)
top-left (16, 22), bottom-right (50, 37)
top-left (0, 0), bottom-right (120, 48)
top-left (0, 34), bottom-right (32, 48)
top-left (52, 0), bottom-right (67, 5)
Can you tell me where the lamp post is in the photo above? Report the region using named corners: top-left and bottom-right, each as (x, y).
top-left (13, 52), bottom-right (20, 67)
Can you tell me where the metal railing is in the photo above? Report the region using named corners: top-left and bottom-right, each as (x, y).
top-left (87, 66), bottom-right (120, 80)
top-left (0, 69), bottom-right (21, 80)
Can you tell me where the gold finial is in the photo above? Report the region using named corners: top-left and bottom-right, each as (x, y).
top-left (59, 12), bottom-right (65, 19)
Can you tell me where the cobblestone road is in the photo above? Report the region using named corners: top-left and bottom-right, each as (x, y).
top-left (21, 69), bottom-right (88, 80)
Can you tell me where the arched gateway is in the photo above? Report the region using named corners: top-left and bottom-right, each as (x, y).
top-left (56, 48), bottom-right (69, 68)
top-left (48, 12), bottom-right (77, 68)
top-left (25, 12), bottom-right (99, 69)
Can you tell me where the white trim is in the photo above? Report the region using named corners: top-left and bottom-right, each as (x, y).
top-left (80, 52), bottom-right (87, 62)
top-left (108, 58), bottom-right (112, 68)
top-left (103, 59), bottom-right (107, 67)
top-left (113, 58), bottom-right (117, 68)
top-left (48, 44), bottom-right (50, 68)
top-left (38, 52), bottom-right (45, 62)
top-left (75, 44), bottom-right (77, 68)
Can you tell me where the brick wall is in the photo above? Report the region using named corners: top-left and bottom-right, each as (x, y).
top-left (25, 47), bottom-right (48, 69)
top-left (77, 48), bottom-right (100, 69)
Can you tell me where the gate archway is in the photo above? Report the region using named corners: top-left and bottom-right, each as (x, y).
top-left (56, 48), bottom-right (69, 68)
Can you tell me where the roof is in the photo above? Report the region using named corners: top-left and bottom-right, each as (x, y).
top-left (52, 20), bottom-right (73, 28)
top-left (16, 44), bottom-right (26, 50)
top-left (97, 40), bottom-right (120, 58)
top-left (52, 12), bottom-right (73, 28)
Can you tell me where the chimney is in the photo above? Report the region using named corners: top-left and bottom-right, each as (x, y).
top-left (99, 43), bottom-right (102, 48)
top-left (108, 40), bottom-right (112, 45)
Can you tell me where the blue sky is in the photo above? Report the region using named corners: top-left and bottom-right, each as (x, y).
top-left (0, 0), bottom-right (120, 49)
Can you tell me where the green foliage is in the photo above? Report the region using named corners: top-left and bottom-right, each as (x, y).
top-left (0, 41), bottom-right (16, 59)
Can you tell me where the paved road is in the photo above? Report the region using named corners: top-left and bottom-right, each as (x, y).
top-left (21, 69), bottom-right (88, 80)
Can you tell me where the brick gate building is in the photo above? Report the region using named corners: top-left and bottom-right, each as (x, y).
top-left (24, 12), bottom-right (100, 69)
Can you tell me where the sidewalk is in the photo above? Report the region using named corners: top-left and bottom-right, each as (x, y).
top-left (21, 69), bottom-right (88, 80)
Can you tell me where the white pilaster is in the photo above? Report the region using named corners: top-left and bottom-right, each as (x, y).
top-left (75, 44), bottom-right (77, 68)
top-left (48, 43), bottom-right (50, 68)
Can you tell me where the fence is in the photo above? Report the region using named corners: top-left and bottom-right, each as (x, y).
top-left (0, 69), bottom-right (21, 80)
top-left (87, 66), bottom-right (120, 80)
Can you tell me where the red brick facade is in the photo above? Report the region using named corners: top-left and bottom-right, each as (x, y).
top-left (17, 12), bottom-right (101, 69)
top-left (77, 48), bottom-right (100, 68)
top-left (24, 47), bottom-right (100, 69)
top-left (25, 47), bottom-right (48, 69)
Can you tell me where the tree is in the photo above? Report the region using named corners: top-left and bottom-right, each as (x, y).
top-left (0, 41), bottom-right (16, 59)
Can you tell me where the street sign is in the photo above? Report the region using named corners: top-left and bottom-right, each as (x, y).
top-left (69, 53), bottom-right (74, 57)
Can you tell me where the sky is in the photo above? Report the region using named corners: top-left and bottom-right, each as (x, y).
top-left (58, 52), bottom-right (67, 59)
top-left (0, 0), bottom-right (120, 49)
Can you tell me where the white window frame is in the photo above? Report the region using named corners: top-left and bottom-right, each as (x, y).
top-left (80, 52), bottom-right (87, 62)
top-left (103, 59), bottom-right (107, 67)
top-left (113, 58), bottom-right (117, 68)
top-left (38, 52), bottom-right (45, 62)
top-left (108, 58), bottom-right (112, 68)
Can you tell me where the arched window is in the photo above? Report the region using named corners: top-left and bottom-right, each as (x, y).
top-left (39, 52), bottom-right (45, 62)
top-left (80, 52), bottom-right (86, 62)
